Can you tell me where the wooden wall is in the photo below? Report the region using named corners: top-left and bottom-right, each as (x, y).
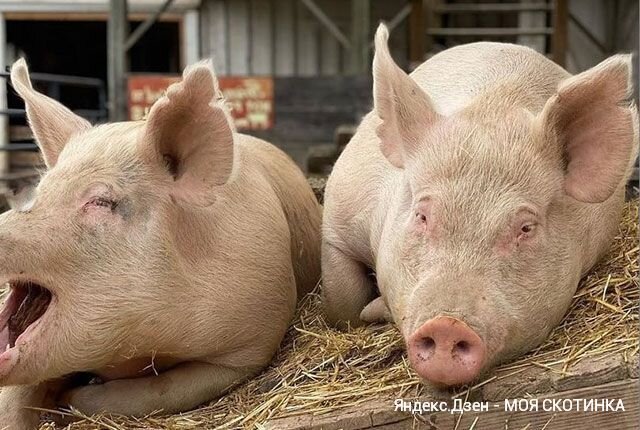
top-left (200, 0), bottom-right (410, 76)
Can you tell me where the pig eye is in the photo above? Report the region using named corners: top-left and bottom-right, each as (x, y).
top-left (518, 223), bottom-right (537, 240)
top-left (84, 197), bottom-right (117, 211)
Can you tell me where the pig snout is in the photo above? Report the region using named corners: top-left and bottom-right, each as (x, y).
top-left (407, 316), bottom-right (486, 386)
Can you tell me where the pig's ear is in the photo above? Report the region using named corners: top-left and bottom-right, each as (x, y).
top-left (10, 58), bottom-right (91, 168)
top-left (540, 55), bottom-right (638, 203)
top-left (372, 24), bottom-right (438, 168)
top-left (142, 60), bottom-right (234, 206)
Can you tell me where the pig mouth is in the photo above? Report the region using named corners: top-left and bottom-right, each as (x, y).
top-left (0, 281), bottom-right (52, 353)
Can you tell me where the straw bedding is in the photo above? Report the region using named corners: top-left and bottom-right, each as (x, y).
top-left (32, 198), bottom-right (638, 429)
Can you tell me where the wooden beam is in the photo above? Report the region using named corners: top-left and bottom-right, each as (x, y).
top-left (434, 3), bottom-right (553, 13)
top-left (300, 0), bottom-right (351, 49)
top-left (552, 0), bottom-right (568, 67)
top-left (4, 11), bottom-right (182, 21)
top-left (427, 27), bottom-right (553, 36)
top-left (125, 0), bottom-right (175, 51)
top-left (409, 0), bottom-right (425, 66)
top-left (265, 379), bottom-right (639, 429)
top-left (568, 12), bottom-right (607, 54)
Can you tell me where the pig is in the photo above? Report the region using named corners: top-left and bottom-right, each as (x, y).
top-left (0, 58), bottom-right (321, 429)
top-left (322, 24), bottom-right (638, 387)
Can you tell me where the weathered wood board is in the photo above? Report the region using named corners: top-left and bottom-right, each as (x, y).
top-left (266, 353), bottom-right (639, 430)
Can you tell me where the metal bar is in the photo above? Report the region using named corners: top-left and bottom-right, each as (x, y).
top-left (125, 0), bottom-right (175, 51)
top-left (300, 0), bottom-right (351, 49)
top-left (0, 144), bottom-right (38, 151)
top-left (427, 27), bottom-right (553, 36)
top-left (552, 0), bottom-right (568, 67)
top-left (0, 70), bottom-right (103, 87)
top-left (0, 108), bottom-right (29, 117)
top-left (108, 0), bottom-right (128, 121)
top-left (434, 3), bottom-right (553, 13)
top-left (0, 108), bottom-right (106, 120)
top-left (568, 12), bottom-right (606, 54)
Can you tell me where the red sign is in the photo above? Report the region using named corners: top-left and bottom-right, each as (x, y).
top-left (128, 75), bottom-right (274, 130)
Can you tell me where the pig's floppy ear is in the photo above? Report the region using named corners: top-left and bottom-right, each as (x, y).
top-left (10, 58), bottom-right (91, 168)
top-left (540, 55), bottom-right (638, 203)
top-left (373, 24), bottom-right (439, 168)
top-left (143, 60), bottom-right (234, 206)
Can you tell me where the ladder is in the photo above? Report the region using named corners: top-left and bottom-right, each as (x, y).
top-left (412, 1), bottom-right (567, 67)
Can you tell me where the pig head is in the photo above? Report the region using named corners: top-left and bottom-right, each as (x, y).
top-left (322, 24), bottom-right (637, 387)
top-left (0, 58), bottom-right (321, 428)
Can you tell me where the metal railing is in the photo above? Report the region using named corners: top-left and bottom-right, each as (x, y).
top-left (0, 70), bottom-right (107, 152)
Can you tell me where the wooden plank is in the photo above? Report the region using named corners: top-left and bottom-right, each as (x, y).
top-left (427, 27), bottom-right (553, 36)
top-left (552, 0), bottom-right (568, 67)
top-left (296, 1), bottom-right (319, 77)
top-left (4, 12), bottom-right (182, 21)
top-left (250, 0), bottom-right (272, 75)
top-left (249, 76), bottom-right (372, 144)
top-left (266, 379), bottom-right (639, 429)
top-left (274, 0), bottom-right (295, 76)
top-left (228, 0), bottom-right (249, 75)
top-left (435, 3), bottom-right (553, 13)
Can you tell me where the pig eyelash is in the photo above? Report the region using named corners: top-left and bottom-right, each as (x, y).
top-left (85, 197), bottom-right (117, 211)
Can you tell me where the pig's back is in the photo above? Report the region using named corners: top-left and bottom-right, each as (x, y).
top-left (236, 135), bottom-right (322, 299)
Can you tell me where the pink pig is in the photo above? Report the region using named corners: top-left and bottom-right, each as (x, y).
top-left (0, 59), bottom-right (321, 429)
top-left (322, 24), bottom-right (637, 387)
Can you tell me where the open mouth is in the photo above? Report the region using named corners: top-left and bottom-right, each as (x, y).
top-left (0, 281), bottom-right (52, 354)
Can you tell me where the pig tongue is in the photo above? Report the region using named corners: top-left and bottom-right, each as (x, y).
top-left (8, 285), bottom-right (49, 348)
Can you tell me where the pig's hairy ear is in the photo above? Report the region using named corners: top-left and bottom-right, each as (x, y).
top-left (540, 54), bottom-right (638, 203)
top-left (372, 24), bottom-right (438, 168)
top-left (142, 60), bottom-right (234, 206)
top-left (10, 58), bottom-right (91, 168)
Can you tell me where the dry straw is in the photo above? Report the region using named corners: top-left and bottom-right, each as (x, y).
top-left (37, 200), bottom-right (638, 429)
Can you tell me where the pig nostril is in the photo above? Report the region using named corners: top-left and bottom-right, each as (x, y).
top-left (455, 340), bottom-right (470, 353)
top-left (421, 336), bottom-right (436, 351)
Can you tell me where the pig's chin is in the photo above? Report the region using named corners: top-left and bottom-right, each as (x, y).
top-left (0, 281), bottom-right (53, 380)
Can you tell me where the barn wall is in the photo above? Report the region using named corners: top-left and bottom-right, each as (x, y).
top-left (199, 0), bottom-right (410, 76)
top-left (567, 0), bottom-right (638, 100)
